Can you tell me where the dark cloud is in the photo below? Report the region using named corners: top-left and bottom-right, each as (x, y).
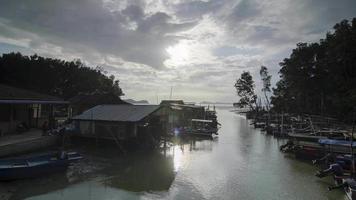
top-left (174, 0), bottom-right (225, 20)
top-left (230, 0), bottom-right (261, 22)
top-left (299, 0), bottom-right (356, 34)
top-left (0, 0), bottom-right (356, 102)
top-left (213, 46), bottom-right (263, 57)
top-left (0, 0), bottom-right (196, 69)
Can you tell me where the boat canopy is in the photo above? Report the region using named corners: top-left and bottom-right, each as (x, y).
top-left (191, 119), bottom-right (213, 123)
top-left (318, 139), bottom-right (356, 147)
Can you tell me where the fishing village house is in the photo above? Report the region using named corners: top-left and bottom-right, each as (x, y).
top-left (0, 84), bottom-right (69, 136)
top-left (159, 100), bottom-right (205, 131)
top-left (0, 84), bottom-right (69, 157)
top-left (71, 100), bottom-right (208, 149)
top-left (71, 104), bottom-right (164, 149)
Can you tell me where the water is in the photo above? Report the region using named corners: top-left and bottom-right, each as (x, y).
top-left (1, 107), bottom-right (346, 200)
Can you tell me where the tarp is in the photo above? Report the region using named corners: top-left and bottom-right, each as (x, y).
top-left (318, 139), bottom-right (356, 147)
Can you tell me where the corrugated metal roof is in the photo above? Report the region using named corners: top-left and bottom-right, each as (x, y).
top-left (72, 105), bottom-right (161, 122)
top-left (0, 100), bottom-right (68, 104)
top-left (0, 84), bottom-right (64, 102)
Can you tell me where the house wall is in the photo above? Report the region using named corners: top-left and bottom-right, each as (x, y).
top-left (76, 120), bottom-right (133, 140)
top-left (95, 121), bottom-right (129, 139)
top-left (0, 104), bottom-right (68, 135)
top-left (0, 104), bottom-right (29, 135)
top-left (79, 121), bottom-right (95, 135)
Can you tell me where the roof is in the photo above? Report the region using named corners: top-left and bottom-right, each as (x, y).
top-left (72, 104), bottom-right (161, 122)
top-left (0, 84), bottom-right (67, 104)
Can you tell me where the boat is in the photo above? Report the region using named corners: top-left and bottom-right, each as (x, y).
top-left (0, 151), bottom-right (82, 181)
top-left (187, 119), bottom-right (218, 137)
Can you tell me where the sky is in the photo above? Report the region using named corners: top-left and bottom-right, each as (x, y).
top-left (0, 0), bottom-right (355, 104)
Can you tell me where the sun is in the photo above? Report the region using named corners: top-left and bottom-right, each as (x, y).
top-left (166, 41), bottom-right (190, 66)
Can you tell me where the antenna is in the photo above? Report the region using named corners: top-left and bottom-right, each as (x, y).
top-left (170, 86), bottom-right (173, 100)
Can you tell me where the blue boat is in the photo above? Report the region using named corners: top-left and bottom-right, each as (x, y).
top-left (0, 151), bottom-right (82, 181)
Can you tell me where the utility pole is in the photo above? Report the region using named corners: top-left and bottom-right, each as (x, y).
top-left (170, 86), bottom-right (173, 100)
top-left (351, 110), bottom-right (355, 178)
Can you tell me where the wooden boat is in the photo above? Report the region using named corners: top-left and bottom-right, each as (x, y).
top-left (173, 119), bottom-right (219, 138)
top-left (282, 135), bottom-right (356, 159)
top-left (187, 119), bottom-right (218, 137)
top-left (0, 151), bottom-right (82, 181)
top-left (187, 128), bottom-right (218, 137)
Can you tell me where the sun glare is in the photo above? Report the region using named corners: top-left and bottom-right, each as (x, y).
top-left (166, 41), bottom-right (190, 66)
top-left (172, 145), bottom-right (184, 172)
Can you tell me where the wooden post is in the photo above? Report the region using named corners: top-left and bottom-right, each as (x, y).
top-left (68, 105), bottom-right (72, 118)
top-left (281, 113), bottom-right (284, 136)
top-left (104, 125), bottom-right (126, 154)
top-left (351, 112), bottom-right (355, 178)
top-left (36, 104), bottom-right (40, 128)
top-left (9, 104), bottom-right (14, 133)
top-left (49, 104), bottom-right (54, 130)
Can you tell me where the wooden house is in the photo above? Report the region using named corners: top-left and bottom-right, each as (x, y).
top-left (71, 105), bottom-right (164, 145)
top-left (159, 100), bottom-right (205, 132)
top-left (0, 84), bottom-right (68, 136)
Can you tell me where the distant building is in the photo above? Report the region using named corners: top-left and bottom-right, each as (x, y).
top-left (69, 92), bottom-right (130, 116)
top-left (72, 105), bottom-right (163, 144)
top-left (159, 100), bottom-right (205, 131)
top-left (160, 100), bottom-right (184, 106)
top-left (123, 99), bottom-right (149, 105)
top-left (0, 84), bottom-right (68, 135)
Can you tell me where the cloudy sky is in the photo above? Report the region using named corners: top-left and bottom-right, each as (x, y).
top-left (0, 0), bottom-right (355, 103)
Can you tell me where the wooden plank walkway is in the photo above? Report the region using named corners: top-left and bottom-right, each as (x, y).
top-left (0, 129), bottom-right (43, 147)
top-left (0, 129), bottom-right (59, 158)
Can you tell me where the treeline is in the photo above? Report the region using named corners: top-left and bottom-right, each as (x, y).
top-left (235, 18), bottom-right (356, 120)
top-left (272, 18), bottom-right (356, 119)
top-left (0, 52), bottom-right (123, 99)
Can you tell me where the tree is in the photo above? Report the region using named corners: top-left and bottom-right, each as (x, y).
top-left (0, 52), bottom-right (124, 99)
top-left (259, 66), bottom-right (271, 110)
top-left (234, 71), bottom-right (257, 111)
top-left (270, 18), bottom-right (356, 120)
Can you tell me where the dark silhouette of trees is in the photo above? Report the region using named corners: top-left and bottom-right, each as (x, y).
top-left (234, 71), bottom-right (257, 110)
top-left (271, 18), bottom-right (356, 120)
top-left (0, 52), bottom-right (123, 99)
top-left (260, 66), bottom-right (271, 110)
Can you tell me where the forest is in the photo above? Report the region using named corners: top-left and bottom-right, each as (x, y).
top-left (235, 18), bottom-right (356, 120)
top-left (0, 52), bottom-right (123, 99)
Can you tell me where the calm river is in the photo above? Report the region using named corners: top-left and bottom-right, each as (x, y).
top-left (2, 107), bottom-right (346, 200)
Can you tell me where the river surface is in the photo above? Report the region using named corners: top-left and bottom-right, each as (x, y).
top-left (1, 107), bottom-right (346, 200)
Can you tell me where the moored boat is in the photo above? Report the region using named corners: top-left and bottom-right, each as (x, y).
top-left (187, 119), bottom-right (218, 137)
top-left (0, 151), bottom-right (82, 181)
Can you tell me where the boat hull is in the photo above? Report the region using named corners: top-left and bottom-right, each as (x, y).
top-left (0, 160), bottom-right (69, 181)
top-left (0, 151), bottom-right (82, 181)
